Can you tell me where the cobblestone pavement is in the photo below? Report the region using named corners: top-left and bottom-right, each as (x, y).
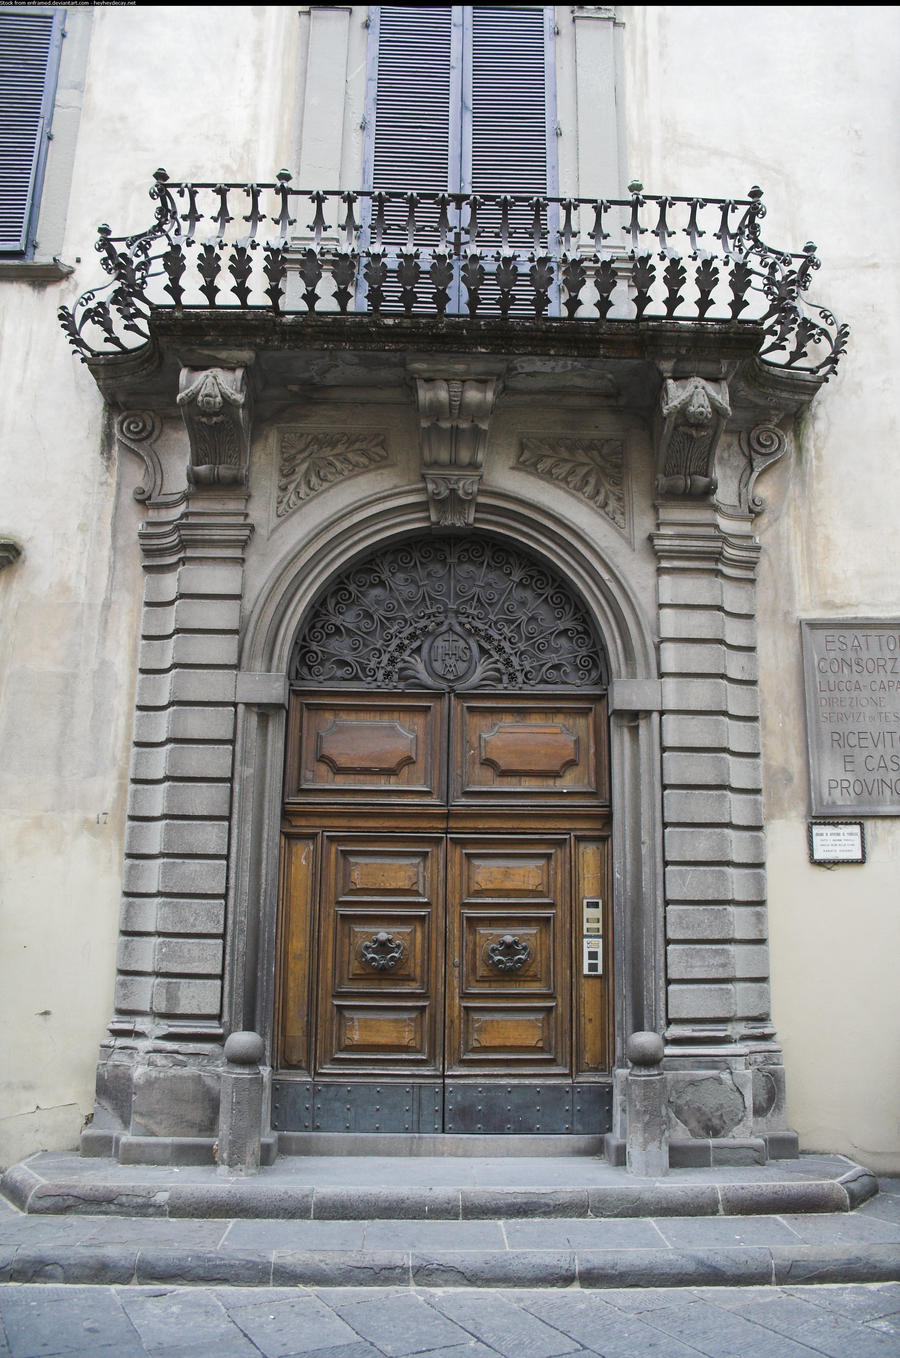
top-left (1, 1280), bottom-right (900, 1357)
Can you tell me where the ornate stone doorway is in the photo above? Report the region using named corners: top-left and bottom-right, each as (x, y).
top-left (272, 535), bottom-right (614, 1134)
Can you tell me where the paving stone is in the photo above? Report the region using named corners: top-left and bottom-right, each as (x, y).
top-left (651, 1214), bottom-right (803, 1247)
top-left (424, 1291), bottom-right (576, 1358)
top-left (784, 1213), bottom-right (900, 1244)
top-left (0, 1286), bottom-right (144, 1357)
top-left (506, 1292), bottom-right (708, 1358)
top-left (223, 1293), bottom-right (364, 1356)
top-left (586, 1185), bottom-right (720, 1218)
top-left (328, 1292), bottom-right (472, 1357)
top-left (783, 1280), bottom-right (900, 1320)
top-left (117, 1288), bottom-right (240, 1350)
top-left (223, 1219), bottom-right (366, 1251)
top-left (364, 1220), bottom-right (504, 1250)
top-left (503, 1218), bottom-right (664, 1249)
top-left (631, 1297), bottom-right (825, 1358)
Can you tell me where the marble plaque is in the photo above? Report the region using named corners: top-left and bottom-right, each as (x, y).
top-left (801, 619), bottom-right (900, 816)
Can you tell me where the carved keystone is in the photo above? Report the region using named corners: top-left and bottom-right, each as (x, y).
top-left (178, 366), bottom-right (252, 488)
top-left (414, 376), bottom-right (502, 528)
top-left (656, 375), bottom-right (731, 498)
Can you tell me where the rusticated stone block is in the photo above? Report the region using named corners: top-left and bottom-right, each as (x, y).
top-left (174, 597), bottom-right (242, 631)
top-left (667, 982), bottom-right (736, 1020)
top-left (733, 942), bottom-right (770, 978)
top-left (661, 678), bottom-right (728, 712)
top-left (144, 572), bottom-right (178, 605)
top-left (658, 574), bottom-right (722, 608)
top-left (129, 783), bottom-right (164, 817)
top-left (124, 819), bottom-right (163, 855)
top-left (168, 705), bottom-right (235, 741)
top-left (156, 937), bottom-right (224, 976)
top-left (169, 670), bottom-right (236, 704)
top-left (131, 747), bottom-right (167, 781)
top-left (141, 603), bottom-right (176, 638)
top-left (728, 719), bottom-right (761, 754)
top-left (663, 751), bottom-right (733, 786)
top-left (726, 685), bottom-right (760, 718)
top-left (172, 633), bottom-right (240, 667)
top-left (659, 608), bottom-right (725, 642)
top-left (132, 1064), bottom-right (219, 1137)
top-left (735, 981), bottom-right (771, 1018)
top-left (732, 905), bottom-right (768, 939)
top-left (732, 793), bottom-right (764, 827)
top-left (165, 743), bottom-right (233, 779)
top-left (116, 936), bottom-right (156, 973)
top-left (151, 977), bottom-right (221, 1017)
top-left (726, 650), bottom-right (758, 682)
top-left (162, 781), bottom-right (231, 817)
top-left (665, 827), bottom-right (732, 861)
top-left (120, 898), bottom-right (157, 933)
top-left (666, 905), bottom-right (736, 940)
top-left (665, 864), bottom-right (734, 900)
top-left (114, 975), bottom-right (153, 1012)
top-left (134, 672), bottom-right (171, 708)
top-left (177, 563), bottom-right (244, 597)
top-left (132, 709), bottom-right (168, 743)
top-left (122, 859), bottom-right (160, 894)
top-left (159, 819), bottom-right (229, 856)
top-left (659, 640), bottom-right (727, 676)
top-left (662, 714), bottom-right (729, 749)
top-left (158, 858), bottom-right (227, 895)
top-left (157, 898), bottom-right (225, 934)
top-left (138, 637), bottom-right (175, 672)
top-left (664, 789), bottom-right (732, 824)
top-left (667, 943), bottom-right (735, 980)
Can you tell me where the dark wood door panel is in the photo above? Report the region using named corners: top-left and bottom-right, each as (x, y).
top-left (446, 837), bottom-right (570, 1074)
top-left (450, 696), bottom-right (608, 803)
top-left (316, 834), bottom-right (444, 1074)
top-left (285, 694), bottom-right (446, 802)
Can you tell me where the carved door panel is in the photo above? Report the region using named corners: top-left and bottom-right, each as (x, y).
top-left (445, 837), bottom-right (569, 1074)
top-left (315, 835), bottom-right (445, 1074)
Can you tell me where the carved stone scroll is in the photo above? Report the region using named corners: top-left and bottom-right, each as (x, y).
top-left (414, 376), bottom-right (501, 527)
top-left (516, 437), bottom-right (626, 528)
top-left (277, 431), bottom-right (389, 517)
top-left (177, 366), bottom-right (252, 487)
top-left (738, 421), bottom-right (788, 514)
top-left (656, 376), bottom-right (731, 498)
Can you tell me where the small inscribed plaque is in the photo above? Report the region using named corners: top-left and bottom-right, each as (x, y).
top-left (808, 821), bottom-right (865, 865)
top-left (801, 619), bottom-right (900, 816)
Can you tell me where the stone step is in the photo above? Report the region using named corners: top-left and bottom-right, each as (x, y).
top-left (0, 1151), bottom-right (878, 1222)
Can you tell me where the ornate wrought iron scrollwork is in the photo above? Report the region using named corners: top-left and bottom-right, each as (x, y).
top-left (486, 934), bottom-right (531, 973)
top-left (58, 174), bottom-right (847, 381)
top-left (290, 535), bottom-right (607, 692)
top-left (360, 932), bottom-right (404, 972)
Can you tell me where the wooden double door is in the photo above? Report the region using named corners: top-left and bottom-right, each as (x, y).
top-left (275, 690), bottom-right (612, 1134)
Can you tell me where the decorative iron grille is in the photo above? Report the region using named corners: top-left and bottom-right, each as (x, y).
top-left (290, 535), bottom-right (608, 691)
top-left (59, 172), bottom-right (848, 378)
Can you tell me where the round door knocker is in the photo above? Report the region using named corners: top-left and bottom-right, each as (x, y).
top-left (360, 931), bottom-right (404, 972)
top-left (486, 933), bottom-right (530, 973)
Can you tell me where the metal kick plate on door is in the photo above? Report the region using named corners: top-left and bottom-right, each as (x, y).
top-left (271, 1080), bottom-right (443, 1133)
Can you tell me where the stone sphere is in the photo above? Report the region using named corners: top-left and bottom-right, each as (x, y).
top-left (625, 1031), bottom-right (664, 1067)
top-left (224, 1031), bottom-right (264, 1066)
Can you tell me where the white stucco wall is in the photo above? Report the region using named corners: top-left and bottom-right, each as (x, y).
top-left (1, 4), bottom-right (897, 1170)
top-left (623, 4), bottom-right (900, 1171)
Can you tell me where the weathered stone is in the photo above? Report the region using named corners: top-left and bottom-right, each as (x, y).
top-left (669, 1072), bottom-right (747, 1138)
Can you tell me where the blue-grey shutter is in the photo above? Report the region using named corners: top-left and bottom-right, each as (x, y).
top-left (468, 6), bottom-right (552, 196)
top-left (369, 6), bottom-right (456, 195)
top-left (0, 9), bottom-right (62, 253)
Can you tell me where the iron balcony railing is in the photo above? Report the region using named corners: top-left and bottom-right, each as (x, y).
top-left (59, 170), bottom-right (848, 377)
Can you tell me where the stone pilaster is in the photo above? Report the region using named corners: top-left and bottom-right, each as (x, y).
top-left (652, 500), bottom-right (792, 1151)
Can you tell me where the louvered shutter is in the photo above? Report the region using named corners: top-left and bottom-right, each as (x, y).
top-left (371, 6), bottom-right (455, 196)
top-left (469, 6), bottom-right (550, 197)
top-left (0, 10), bottom-right (62, 253)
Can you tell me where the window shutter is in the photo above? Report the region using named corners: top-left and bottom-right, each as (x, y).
top-left (0, 10), bottom-right (60, 253)
top-left (371, 6), bottom-right (455, 194)
top-left (469, 6), bottom-right (550, 196)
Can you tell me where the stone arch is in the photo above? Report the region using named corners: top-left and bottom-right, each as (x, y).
top-left (225, 489), bottom-right (664, 1077)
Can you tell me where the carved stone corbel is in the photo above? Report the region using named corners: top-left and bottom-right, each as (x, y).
top-left (414, 376), bottom-right (501, 527)
top-left (177, 366), bottom-right (252, 488)
top-left (656, 375), bottom-right (731, 499)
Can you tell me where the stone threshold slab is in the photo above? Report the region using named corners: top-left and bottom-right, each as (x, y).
top-left (1, 1152), bottom-right (878, 1221)
top-left (1, 1241), bottom-right (898, 1290)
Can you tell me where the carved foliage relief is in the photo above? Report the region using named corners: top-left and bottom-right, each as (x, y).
top-left (276, 431), bottom-right (389, 517)
top-left (516, 437), bottom-right (626, 529)
top-left (291, 536), bottom-right (607, 691)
